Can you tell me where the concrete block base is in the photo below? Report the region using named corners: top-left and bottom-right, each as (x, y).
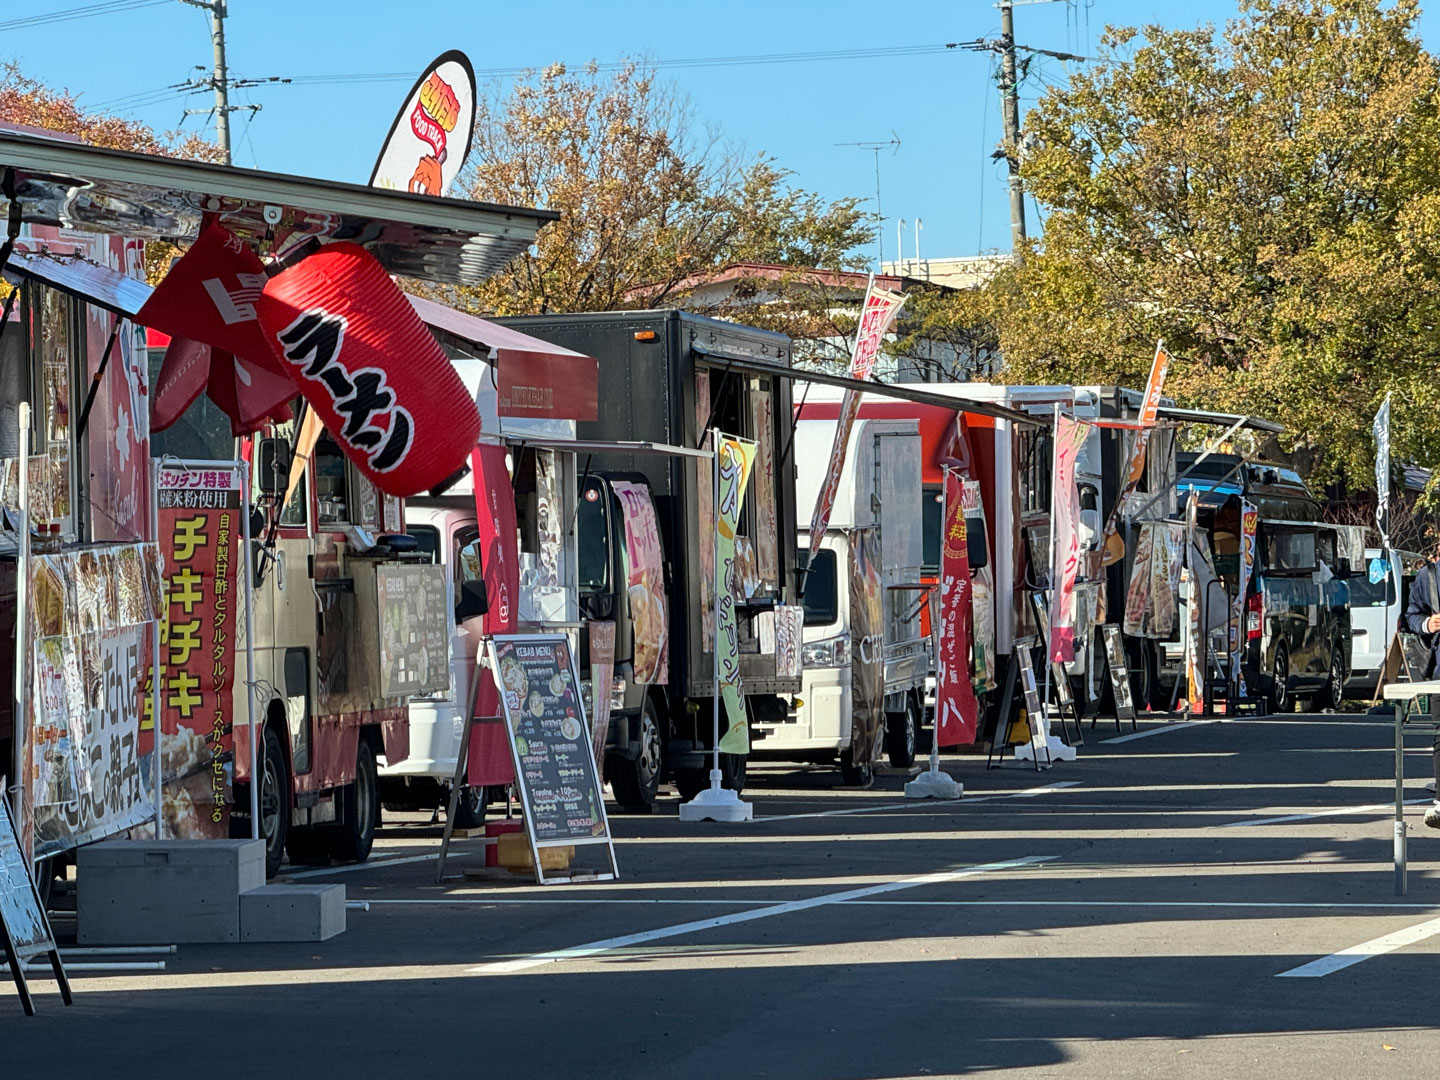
top-left (77, 839), bottom-right (265, 945)
top-left (241, 884), bottom-right (346, 942)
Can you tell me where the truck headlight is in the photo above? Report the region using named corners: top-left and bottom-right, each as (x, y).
top-left (803, 634), bottom-right (851, 669)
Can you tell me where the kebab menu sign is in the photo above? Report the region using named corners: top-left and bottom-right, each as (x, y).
top-left (489, 634), bottom-right (617, 882)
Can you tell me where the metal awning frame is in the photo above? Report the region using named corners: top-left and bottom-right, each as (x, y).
top-left (691, 346), bottom-right (1042, 426)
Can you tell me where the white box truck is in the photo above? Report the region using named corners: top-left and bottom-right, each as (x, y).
top-left (751, 406), bottom-right (928, 784)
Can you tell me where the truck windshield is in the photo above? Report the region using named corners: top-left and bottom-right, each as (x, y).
top-left (577, 484), bottom-right (609, 590)
top-left (802, 548), bottom-right (839, 626)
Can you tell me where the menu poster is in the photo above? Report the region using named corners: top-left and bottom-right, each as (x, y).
top-left (1016, 648), bottom-right (1051, 761)
top-left (489, 634), bottom-right (618, 881)
top-left (1102, 625), bottom-right (1136, 722)
top-left (377, 564), bottom-right (450, 698)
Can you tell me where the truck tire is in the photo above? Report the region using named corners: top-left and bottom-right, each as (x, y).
top-left (1314, 644), bottom-right (1345, 712)
top-left (674, 767), bottom-right (708, 802)
top-left (451, 785), bottom-right (487, 830)
top-left (610, 697), bottom-right (663, 812)
top-left (1269, 644), bottom-right (1291, 715)
top-left (886, 700), bottom-right (919, 769)
top-left (720, 751), bottom-right (747, 794)
top-left (329, 740), bottom-right (379, 864)
top-left (260, 726), bottom-right (290, 879)
top-left (840, 748), bottom-right (874, 787)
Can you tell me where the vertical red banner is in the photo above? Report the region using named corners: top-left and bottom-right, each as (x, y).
top-left (936, 471), bottom-right (979, 747)
top-left (152, 463), bottom-right (241, 838)
top-left (467, 444), bottom-right (519, 787)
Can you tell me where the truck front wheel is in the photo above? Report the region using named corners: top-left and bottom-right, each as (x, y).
top-left (260, 727), bottom-right (290, 879)
top-left (610, 698), bottom-right (663, 812)
top-left (329, 740), bottom-right (379, 864)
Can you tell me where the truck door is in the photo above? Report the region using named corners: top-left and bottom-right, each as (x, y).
top-left (874, 429), bottom-right (924, 653)
top-left (263, 418), bottom-right (318, 777)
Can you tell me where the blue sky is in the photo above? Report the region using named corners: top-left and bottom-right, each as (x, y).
top-left (4, 0), bottom-right (1434, 266)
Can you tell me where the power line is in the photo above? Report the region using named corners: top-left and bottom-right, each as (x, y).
top-left (254, 43), bottom-right (964, 87)
top-left (0, 0), bottom-right (168, 32)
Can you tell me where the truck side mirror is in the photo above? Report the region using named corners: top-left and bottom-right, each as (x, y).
top-left (455, 579), bottom-right (489, 622)
top-left (257, 438), bottom-right (293, 496)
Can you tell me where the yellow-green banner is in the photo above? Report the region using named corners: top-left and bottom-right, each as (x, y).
top-left (715, 434), bottom-right (756, 754)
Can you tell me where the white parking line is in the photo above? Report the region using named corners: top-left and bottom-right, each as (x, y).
top-left (361, 897), bottom-right (1440, 911)
top-left (1010, 780), bottom-right (1082, 797)
top-left (1276, 915), bottom-right (1440, 977)
top-left (1221, 799), bottom-right (1431, 828)
top-left (469, 854), bottom-right (1058, 975)
top-left (759, 781), bottom-right (1083, 821)
top-left (284, 851), bottom-right (471, 879)
top-left (1100, 720), bottom-right (1223, 745)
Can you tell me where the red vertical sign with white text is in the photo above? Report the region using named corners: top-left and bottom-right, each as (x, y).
top-left (467, 444), bottom-right (519, 786)
top-left (936, 471), bottom-right (979, 747)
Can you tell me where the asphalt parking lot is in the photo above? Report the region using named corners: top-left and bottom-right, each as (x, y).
top-left (7, 712), bottom-right (1440, 1078)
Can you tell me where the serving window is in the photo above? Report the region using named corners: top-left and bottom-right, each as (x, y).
top-left (0, 283), bottom-right (82, 539)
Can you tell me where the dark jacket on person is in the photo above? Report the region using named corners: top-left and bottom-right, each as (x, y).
top-left (1404, 559), bottom-right (1440, 678)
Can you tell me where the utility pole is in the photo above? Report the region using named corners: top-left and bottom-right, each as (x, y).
top-left (957, 1), bottom-right (1079, 260)
top-left (181, 0), bottom-right (239, 164)
top-left (998, 0), bottom-right (1027, 252)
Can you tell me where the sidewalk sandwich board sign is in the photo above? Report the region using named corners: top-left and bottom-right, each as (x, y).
top-left (489, 634), bottom-right (618, 884)
top-left (1102, 625), bottom-right (1138, 731)
top-left (0, 793), bottom-right (71, 1015)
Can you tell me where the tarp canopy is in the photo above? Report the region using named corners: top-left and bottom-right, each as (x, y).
top-left (407, 293), bottom-right (598, 422)
top-left (0, 127), bottom-right (555, 287)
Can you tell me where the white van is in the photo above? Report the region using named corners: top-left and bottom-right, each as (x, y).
top-left (1346, 547), bottom-right (1421, 697)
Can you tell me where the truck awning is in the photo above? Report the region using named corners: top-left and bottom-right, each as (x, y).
top-left (1, 247), bottom-right (151, 317)
top-left (0, 127), bottom-right (556, 287)
top-left (690, 345), bottom-right (1040, 425)
top-left (408, 293), bottom-right (598, 422)
top-left (1158, 406), bottom-right (1284, 434)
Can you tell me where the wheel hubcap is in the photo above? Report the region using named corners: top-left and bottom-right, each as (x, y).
top-left (357, 759), bottom-right (375, 833)
top-left (906, 710), bottom-right (917, 757)
top-left (638, 712), bottom-right (661, 782)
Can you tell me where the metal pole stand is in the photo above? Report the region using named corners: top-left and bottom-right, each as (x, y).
top-left (679, 771), bottom-right (754, 822)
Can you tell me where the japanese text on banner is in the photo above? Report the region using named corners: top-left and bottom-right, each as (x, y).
top-left (149, 464), bottom-right (241, 839)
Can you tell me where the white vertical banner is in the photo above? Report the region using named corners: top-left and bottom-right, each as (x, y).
top-left (806, 279), bottom-right (907, 546)
top-left (1374, 393), bottom-right (1391, 546)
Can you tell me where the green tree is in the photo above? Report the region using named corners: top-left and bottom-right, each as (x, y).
top-left (991, 0), bottom-right (1440, 488)
top-left (447, 60), bottom-right (875, 351)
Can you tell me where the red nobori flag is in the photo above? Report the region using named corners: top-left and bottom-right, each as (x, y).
top-left (936, 470), bottom-right (979, 747)
top-left (139, 221), bottom-right (296, 434)
top-left (148, 463), bottom-right (242, 839)
top-left (466, 444), bottom-right (518, 787)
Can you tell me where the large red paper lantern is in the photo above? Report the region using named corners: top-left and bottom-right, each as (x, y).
top-left (257, 242), bottom-right (480, 497)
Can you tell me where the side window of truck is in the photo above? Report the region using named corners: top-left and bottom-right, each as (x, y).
top-left (577, 483), bottom-right (609, 590)
top-left (455, 527), bottom-right (483, 587)
top-left (802, 549), bottom-right (839, 627)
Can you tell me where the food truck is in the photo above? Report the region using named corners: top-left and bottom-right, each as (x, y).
top-left (0, 125), bottom-right (556, 880)
top-left (781, 401), bottom-right (928, 783)
top-left (495, 311), bottom-right (800, 801)
top-left (1, 216), bottom-right (157, 902)
top-left (377, 297), bottom-right (602, 823)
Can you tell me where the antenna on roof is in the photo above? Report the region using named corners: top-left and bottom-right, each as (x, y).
top-left (835, 132), bottom-right (901, 269)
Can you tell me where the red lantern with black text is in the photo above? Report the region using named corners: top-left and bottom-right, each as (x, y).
top-left (257, 241), bottom-right (480, 497)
